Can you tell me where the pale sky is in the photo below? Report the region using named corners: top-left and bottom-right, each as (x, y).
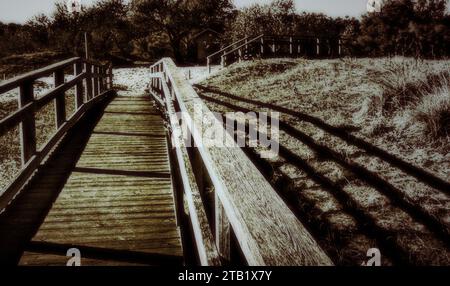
top-left (0, 0), bottom-right (429, 24)
top-left (0, 0), bottom-right (371, 23)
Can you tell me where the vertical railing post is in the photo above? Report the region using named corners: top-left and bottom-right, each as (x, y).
top-left (290, 37), bottom-right (293, 55)
top-left (338, 39), bottom-right (342, 57)
top-left (98, 66), bottom-right (103, 94)
top-left (150, 67), bottom-right (154, 91)
top-left (207, 57), bottom-right (211, 74)
top-left (93, 65), bottom-right (99, 97)
top-left (74, 61), bottom-right (84, 110)
top-left (100, 66), bottom-right (105, 93)
top-left (244, 36), bottom-right (248, 55)
top-left (215, 193), bottom-right (231, 263)
top-left (54, 69), bottom-right (66, 128)
top-left (238, 48), bottom-right (242, 63)
top-left (108, 65), bottom-right (113, 90)
top-left (19, 81), bottom-right (36, 165)
top-left (97, 66), bottom-right (101, 95)
top-left (85, 62), bottom-right (93, 101)
top-left (260, 37), bottom-right (264, 56)
top-left (157, 65), bottom-right (162, 91)
top-left (316, 38), bottom-right (320, 57)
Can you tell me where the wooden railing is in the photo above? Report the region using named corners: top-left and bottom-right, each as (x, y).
top-left (206, 34), bottom-right (263, 72)
top-left (214, 35), bottom-right (343, 68)
top-left (0, 57), bottom-right (114, 212)
top-left (148, 58), bottom-right (333, 266)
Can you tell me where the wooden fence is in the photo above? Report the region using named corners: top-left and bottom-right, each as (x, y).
top-left (0, 57), bottom-right (114, 212)
top-left (207, 34), bottom-right (343, 72)
top-left (148, 58), bottom-right (333, 266)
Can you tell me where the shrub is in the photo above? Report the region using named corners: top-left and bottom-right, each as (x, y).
top-left (415, 79), bottom-right (450, 140)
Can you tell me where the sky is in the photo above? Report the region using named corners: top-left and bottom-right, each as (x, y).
top-left (0, 0), bottom-right (372, 23)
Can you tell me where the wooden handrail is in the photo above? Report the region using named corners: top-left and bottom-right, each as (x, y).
top-left (221, 34), bottom-right (265, 58)
top-left (149, 72), bottom-right (222, 266)
top-left (207, 34), bottom-right (262, 60)
top-left (148, 58), bottom-right (333, 266)
top-left (0, 57), bottom-right (114, 212)
top-left (0, 58), bottom-right (79, 94)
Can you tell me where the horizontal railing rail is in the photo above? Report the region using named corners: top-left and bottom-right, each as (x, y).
top-left (148, 58), bottom-right (333, 266)
top-left (0, 57), bottom-right (114, 212)
top-left (206, 34), bottom-right (264, 70)
top-left (217, 34), bottom-right (343, 68)
top-left (221, 34), bottom-right (266, 58)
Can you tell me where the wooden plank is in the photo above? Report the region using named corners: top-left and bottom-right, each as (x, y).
top-left (222, 35), bottom-right (265, 57)
top-left (54, 69), bottom-right (66, 128)
top-left (35, 72), bottom-right (85, 110)
top-left (215, 193), bottom-right (231, 262)
top-left (74, 62), bottom-right (84, 109)
top-left (0, 102), bottom-right (33, 137)
top-left (19, 251), bottom-right (151, 266)
top-left (93, 66), bottom-right (99, 97)
top-left (0, 57), bottom-right (79, 94)
top-left (152, 80), bottom-right (221, 266)
top-left (0, 90), bottom-right (114, 214)
top-left (154, 58), bottom-right (333, 266)
top-left (21, 96), bottom-right (183, 265)
top-left (18, 80), bottom-right (36, 166)
top-left (85, 63), bottom-right (93, 100)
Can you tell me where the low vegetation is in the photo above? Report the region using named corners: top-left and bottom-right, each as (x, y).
top-left (197, 57), bottom-right (450, 265)
top-left (203, 57), bottom-right (450, 177)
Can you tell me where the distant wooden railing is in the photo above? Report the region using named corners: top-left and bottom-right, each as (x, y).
top-left (206, 34), bottom-right (263, 72)
top-left (0, 57), bottom-right (114, 212)
top-left (148, 58), bottom-right (333, 266)
top-left (209, 34), bottom-right (342, 70)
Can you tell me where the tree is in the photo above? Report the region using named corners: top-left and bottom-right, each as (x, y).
top-left (131, 0), bottom-right (234, 62)
top-left (357, 0), bottom-right (449, 58)
top-left (225, 0), bottom-right (296, 41)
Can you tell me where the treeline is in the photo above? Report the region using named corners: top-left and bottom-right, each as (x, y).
top-left (0, 0), bottom-right (448, 63)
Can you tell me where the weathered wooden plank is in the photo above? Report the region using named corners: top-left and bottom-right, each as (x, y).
top-left (93, 66), bottom-right (99, 97)
top-left (34, 72), bottom-right (85, 110)
top-left (0, 57), bottom-right (79, 94)
top-left (53, 69), bottom-right (66, 128)
top-left (0, 102), bottom-right (33, 137)
top-left (19, 252), bottom-right (151, 266)
top-left (215, 193), bottom-right (231, 262)
top-left (154, 58), bottom-right (333, 266)
top-left (18, 80), bottom-right (36, 166)
top-left (151, 79), bottom-right (221, 266)
top-left (85, 62), bottom-right (93, 100)
top-left (20, 96), bottom-right (183, 265)
top-left (74, 62), bottom-right (84, 109)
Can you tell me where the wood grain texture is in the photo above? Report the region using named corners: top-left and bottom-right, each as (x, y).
top-left (18, 96), bottom-right (183, 266)
top-left (150, 81), bottom-right (221, 266)
top-left (154, 58), bottom-right (333, 266)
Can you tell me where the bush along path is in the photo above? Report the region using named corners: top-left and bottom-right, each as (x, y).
top-left (195, 84), bottom-right (450, 266)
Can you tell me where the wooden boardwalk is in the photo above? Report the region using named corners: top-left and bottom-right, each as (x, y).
top-left (0, 95), bottom-right (183, 266)
top-left (0, 57), bottom-right (335, 266)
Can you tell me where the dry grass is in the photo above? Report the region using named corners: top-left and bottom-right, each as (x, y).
top-left (199, 57), bottom-right (450, 265)
top-left (202, 57), bottom-right (450, 179)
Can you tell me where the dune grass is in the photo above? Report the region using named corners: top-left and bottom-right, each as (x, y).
top-left (201, 57), bottom-right (450, 179)
top-left (199, 57), bottom-right (450, 265)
